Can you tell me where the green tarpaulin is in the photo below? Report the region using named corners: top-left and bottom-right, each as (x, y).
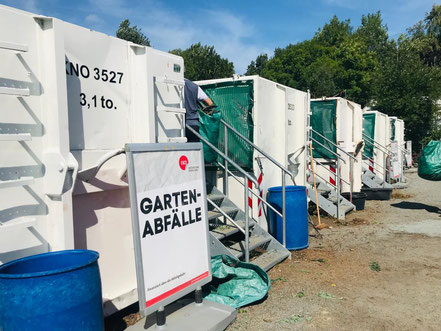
top-left (198, 110), bottom-right (221, 164)
top-left (418, 141), bottom-right (441, 181)
top-left (363, 113), bottom-right (376, 159)
top-left (201, 81), bottom-right (254, 171)
top-left (310, 100), bottom-right (337, 159)
top-left (204, 255), bottom-right (270, 308)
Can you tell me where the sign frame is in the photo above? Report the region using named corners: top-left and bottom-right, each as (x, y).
top-left (125, 143), bottom-right (212, 316)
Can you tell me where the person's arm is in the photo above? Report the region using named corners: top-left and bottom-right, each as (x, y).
top-left (197, 86), bottom-right (213, 106)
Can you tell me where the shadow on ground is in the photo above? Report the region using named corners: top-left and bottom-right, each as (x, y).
top-left (390, 201), bottom-right (441, 214)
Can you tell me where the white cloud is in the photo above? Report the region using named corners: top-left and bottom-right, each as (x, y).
top-left (86, 0), bottom-right (269, 74)
top-left (85, 14), bottom-right (105, 25)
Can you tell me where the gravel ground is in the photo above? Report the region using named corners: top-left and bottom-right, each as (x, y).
top-left (228, 170), bottom-right (441, 330)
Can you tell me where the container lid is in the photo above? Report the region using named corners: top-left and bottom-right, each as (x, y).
top-left (267, 185), bottom-right (306, 192)
top-left (0, 250), bottom-right (99, 279)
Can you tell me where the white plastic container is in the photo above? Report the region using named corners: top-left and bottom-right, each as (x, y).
top-left (0, 5), bottom-right (185, 315)
top-left (196, 76), bottom-right (309, 230)
top-left (363, 110), bottom-right (389, 179)
top-left (311, 97), bottom-right (363, 193)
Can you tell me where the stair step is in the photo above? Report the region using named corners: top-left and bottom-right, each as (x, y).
top-left (228, 235), bottom-right (271, 259)
top-left (251, 250), bottom-right (290, 271)
top-left (210, 219), bottom-right (256, 240)
top-left (210, 225), bottom-right (240, 240)
top-left (208, 207), bottom-right (239, 221)
top-left (207, 192), bottom-right (224, 202)
top-left (317, 188), bottom-right (331, 196)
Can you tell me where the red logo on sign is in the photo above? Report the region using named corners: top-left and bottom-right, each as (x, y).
top-left (179, 155), bottom-right (188, 170)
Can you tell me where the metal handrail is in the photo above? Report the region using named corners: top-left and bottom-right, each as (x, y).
top-left (186, 125), bottom-right (257, 187)
top-left (315, 171), bottom-right (338, 191)
top-left (206, 198), bottom-right (246, 235)
top-left (311, 128), bottom-right (357, 161)
top-left (310, 137), bottom-right (346, 163)
top-left (216, 160), bottom-right (283, 219)
top-left (186, 124), bottom-right (256, 262)
top-left (220, 119), bottom-right (291, 174)
top-left (219, 119), bottom-right (289, 249)
top-left (362, 133), bottom-right (391, 155)
top-left (362, 154), bottom-right (391, 174)
top-left (312, 158), bottom-right (351, 186)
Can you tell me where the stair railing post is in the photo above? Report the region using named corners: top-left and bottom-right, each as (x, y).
top-left (282, 170), bottom-right (286, 248)
top-left (223, 124), bottom-right (229, 196)
top-left (336, 158), bottom-right (340, 219)
top-left (349, 153), bottom-right (353, 203)
top-left (244, 180), bottom-right (250, 262)
top-left (383, 150), bottom-right (386, 187)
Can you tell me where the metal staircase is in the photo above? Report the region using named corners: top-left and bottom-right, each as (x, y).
top-left (207, 185), bottom-right (290, 271)
top-left (307, 175), bottom-right (355, 219)
top-left (307, 129), bottom-right (356, 220)
top-left (362, 167), bottom-right (392, 189)
top-left (361, 133), bottom-right (393, 189)
top-left (186, 121), bottom-right (292, 271)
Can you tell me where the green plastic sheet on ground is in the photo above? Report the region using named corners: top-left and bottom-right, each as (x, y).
top-left (201, 81), bottom-right (254, 171)
top-left (363, 113), bottom-right (376, 159)
top-left (418, 141), bottom-right (441, 181)
top-left (204, 255), bottom-right (270, 309)
top-left (198, 110), bottom-right (221, 164)
top-left (310, 100), bottom-right (337, 159)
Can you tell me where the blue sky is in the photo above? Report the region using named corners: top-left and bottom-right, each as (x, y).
top-left (2, 0), bottom-right (438, 73)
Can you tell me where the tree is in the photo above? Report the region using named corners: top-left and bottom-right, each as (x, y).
top-left (116, 19), bottom-right (150, 46)
top-left (355, 12), bottom-right (391, 57)
top-left (372, 36), bottom-right (441, 147)
top-left (170, 43), bottom-right (234, 81)
top-left (246, 53), bottom-right (269, 76)
top-left (408, 5), bottom-right (441, 66)
top-left (314, 15), bottom-right (352, 47)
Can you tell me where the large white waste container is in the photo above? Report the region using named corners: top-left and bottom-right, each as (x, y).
top-left (196, 76), bottom-right (309, 230)
top-left (0, 4), bottom-right (185, 315)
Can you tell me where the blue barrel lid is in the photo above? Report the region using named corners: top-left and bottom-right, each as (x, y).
top-left (267, 185), bottom-right (306, 192)
top-left (0, 250), bottom-right (99, 279)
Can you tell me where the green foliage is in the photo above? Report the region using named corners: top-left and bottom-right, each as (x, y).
top-left (255, 9), bottom-right (441, 150)
top-left (314, 15), bottom-right (352, 46)
top-left (246, 53), bottom-right (268, 76)
top-left (170, 43), bottom-right (234, 81)
top-left (116, 19), bottom-right (150, 46)
top-left (369, 261), bottom-right (381, 272)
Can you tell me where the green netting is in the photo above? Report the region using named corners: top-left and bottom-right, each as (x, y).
top-left (201, 81), bottom-right (254, 171)
top-left (310, 100), bottom-right (337, 159)
top-left (390, 118), bottom-right (396, 141)
top-left (363, 113), bottom-right (376, 159)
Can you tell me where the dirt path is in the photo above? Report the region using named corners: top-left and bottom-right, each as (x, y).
top-left (229, 170), bottom-right (441, 330)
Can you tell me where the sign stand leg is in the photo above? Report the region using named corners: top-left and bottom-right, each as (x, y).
top-left (195, 287), bottom-right (203, 304)
top-left (156, 306), bottom-right (166, 327)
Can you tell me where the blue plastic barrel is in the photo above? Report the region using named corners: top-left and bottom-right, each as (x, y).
top-left (267, 185), bottom-right (309, 250)
top-left (0, 250), bottom-right (103, 331)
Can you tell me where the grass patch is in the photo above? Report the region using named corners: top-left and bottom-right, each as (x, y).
top-left (292, 291), bottom-right (305, 298)
top-left (271, 276), bottom-right (287, 284)
top-left (370, 261), bottom-right (381, 272)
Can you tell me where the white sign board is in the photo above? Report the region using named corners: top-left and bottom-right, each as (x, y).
top-left (406, 141), bottom-right (412, 167)
top-left (126, 143), bottom-right (212, 315)
top-left (390, 141), bottom-right (401, 179)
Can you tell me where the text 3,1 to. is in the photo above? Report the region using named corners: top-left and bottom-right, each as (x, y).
top-left (80, 93), bottom-right (117, 110)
